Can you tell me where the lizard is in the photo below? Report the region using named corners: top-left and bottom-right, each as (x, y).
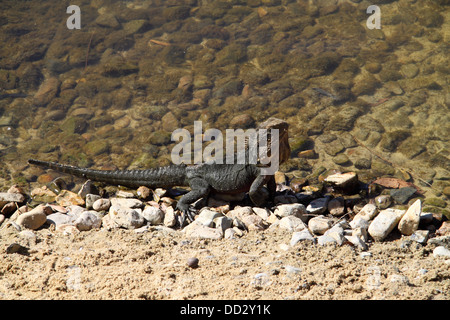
top-left (28, 117), bottom-right (290, 224)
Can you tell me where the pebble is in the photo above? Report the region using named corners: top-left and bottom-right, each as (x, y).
top-left (0, 192), bottom-right (25, 204)
top-left (410, 230), bottom-right (429, 245)
top-left (196, 209), bottom-right (224, 227)
top-left (108, 205), bottom-right (144, 229)
top-left (368, 208), bottom-right (406, 241)
top-left (290, 229), bottom-right (316, 246)
top-left (46, 212), bottom-right (74, 227)
top-left (433, 246), bottom-right (450, 258)
top-left (279, 216), bottom-right (306, 232)
top-left (375, 195), bottom-right (392, 209)
top-left (187, 257), bottom-right (199, 268)
top-left (308, 216), bottom-right (333, 235)
top-left (350, 204), bottom-right (378, 229)
top-left (85, 194), bottom-right (101, 209)
top-left (324, 172), bottom-right (358, 189)
top-left (184, 221), bottom-right (223, 240)
top-left (16, 205), bottom-right (51, 230)
top-left (390, 187), bottom-right (417, 204)
top-left (92, 198), bottom-right (111, 211)
top-left (136, 186), bottom-right (151, 199)
top-left (306, 197), bottom-right (329, 214)
top-left (110, 197), bottom-right (143, 209)
top-left (273, 203), bottom-right (306, 218)
top-left (397, 199), bottom-right (421, 236)
top-left (345, 235), bottom-right (368, 250)
top-left (317, 235), bottom-right (337, 246)
top-left (75, 211), bottom-right (102, 231)
top-left (56, 190), bottom-right (85, 207)
top-left (252, 207), bottom-right (271, 221)
top-left (78, 180), bottom-right (94, 199)
top-left (328, 197), bottom-right (345, 216)
top-left (142, 206), bottom-right (164, 225)
top-left (163, 206), bottom-right (177, 228)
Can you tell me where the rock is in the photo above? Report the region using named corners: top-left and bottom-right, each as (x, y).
top-left (142, 206), bottom-right (164, 225)
top-left (33, 77), bottom-right (60, 107)
top-left (390, 187), bottom-right (417, 204)
top-left (328, 197), bottom-right (345, 216)
top-left (0, 192), bottom-right (26, 204)
top-left (375, 195), bottom-right (392, 209)
top-left (196, 209), bottom-right (224, 227)
top-left (290, 229), bottom-right (316, 246)
top-left (437, 221), bottom-right (450, 236)
top-left (241, 214), bottom-right (266, 231)
top-left (30, 186), bottom-right (57, 203)
top-left (184, 221), bottom-right (223, 240)
top-left (187, 257), bottom-right (199, 268)
top-left (433, 246), bottom-right (450, 258)
top-left (115, 190), bottom-right (135, 198)
top-left (92, 198), bottom-right (111, 211)
top-left (252, 207), bottom-right (271, 221)
top-left (163, 206), bottom-right (177, 228)
top-left (398, 199), bottom-right (421, 236)
top-left (324, 172), bottom-right (358, 189)
top-left (368, 208), bottom-right (406, 241)
top-left (308, 216), bottom-right (333, 235)
top-left (350, 204), bottom-right (378, 229)
top-left (95, 13), bottom-right (120, 29)
top-left (85, 194), bottom-right (101, 210)
top-left (279, 216), bottom-right (307, 232)
top-left (108, 205), bottom-right (144, 229)
top-left (401, 64), bottom-right (419, 78)
top-left (75, 211), bottom-right (102, 231)
top-left (345, 235), bottom-right (368, 250)
top-left (6, 243), bottom-right (28, 254)
top-left (16, 205), bottom-right (50, 230)
top-left (46, 213), bottom-right (74, 227)
top-left (214, 216), bottom-right (233, 232)
top-left (110, 197), bottom-right (143, 209)
top-left (136, 186), bottom-right (151, 199)
top-left (410, 230), bottom-right (429, 245)
top-left (55, 190), bottom-right (85, 207)
top-left (306, 197), bottom-right (329, 214)
top-left (317, 235), bottom-right (337, 246)
top-left (78, 180), bottom-right (94, 199)
top-left (229, 114), bottom-right (255, 129)
top-left (324, 224), bottom-right (346, 245)
top-left (274, 203), bottom-right (306, 218)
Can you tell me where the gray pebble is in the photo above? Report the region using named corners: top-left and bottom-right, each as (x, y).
top-left (187, 257), bottom-right (199, 268)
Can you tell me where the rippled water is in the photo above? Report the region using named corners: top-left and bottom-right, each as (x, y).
top-left (0, 0), bottom-right (448, 206)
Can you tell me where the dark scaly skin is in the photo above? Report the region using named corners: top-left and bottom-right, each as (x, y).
top-left (28, 118), bottom-right (290, 224)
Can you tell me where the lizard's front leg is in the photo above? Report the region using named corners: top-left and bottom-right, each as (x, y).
top-left (176, 177), bottom-right (211, 225)
top-left (248, 175), bottom-right (271, 207)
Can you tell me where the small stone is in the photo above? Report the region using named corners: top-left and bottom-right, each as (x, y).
top-left (436, 221), bottom-right (450, 236)
top-left (290, 229), bottom-right (316, 246)
top-left (400, 64), bottom-right (419, 79)
top-left (196, 209), bottom-right (224, 227)
top-left (252, 207), bottom-right (271, 221)
top-left (214, 216), bottom-right (233, 233)
top-left (46, 213), bottom-right (74, 227)
top-left (92, 198), bottom-right (111, 211)
top-left (187, 257), bottom-right (199, 268)
top-left (317, 235), bottom-right (337, 246)
top-left (78, 180), bottom-right (94, 199)
top-left (274, 203), bottom-right (306, 218)
top-left (375, 195), bottom-right (392, 209)
top-left (279, 216), bottom-right (307, 232)
top-left (0, 192), bottom-right (26, 204)
top-left (6, 243), bottom-right (28, 254)
top-left (242, 214), bottom-right (266, 231)
top-left (75, 211), bottom-right (102, 231)
top-left (398, 199), bottom-right (421, 236)
top-left (324, 172), bottom-right (358, 189)
top-left (368, 208), bottom-right (406, 241)
top-left (308, 216), bottom-right (333, 235)
top-left (344, 235), bottom-right (368, 250)
top-left (184, 221), bottom-right (223, 240)
top-left (350, 204), bottom-right (378, 229)
top-left (55, 190), bottom-right (85, 207)
top-left (33, 77), bottom-right (60, 107)
top-left (142, 206), bottom-right (164, 225)
top-left (115, 190), bottom-right (136, 198)
top-left (109, 205), bottom-right (144, 229)
top-left (16, 205), bottom-right (50, 230)
top-left (328, 197), bottom-right (345, 216)
top-left (306, 197), bottom-right (329, 214)
top-left (85, 193), bottom-right (101, 210)
top-left (110, 197), bottom-right (143, 209)
top-left (390, 187), bottom-right (417, 204)
top-left (433, 246), bottom-right (450, 258)
top-left (163, 206), bottom-right (177, 228)
top-left (410, 230), bottom-right (429, 245)
top-left (136, 186), bottom-right (151, 199)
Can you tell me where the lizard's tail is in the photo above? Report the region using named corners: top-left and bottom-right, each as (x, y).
top-left (28, 159), bottom-right (187, 188)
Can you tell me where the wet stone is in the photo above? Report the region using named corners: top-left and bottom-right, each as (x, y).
top-left (390, 187), bottom-right (417, 204)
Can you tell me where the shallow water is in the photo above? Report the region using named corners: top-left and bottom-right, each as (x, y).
top-left (0, 0), bottom-right (448, 208)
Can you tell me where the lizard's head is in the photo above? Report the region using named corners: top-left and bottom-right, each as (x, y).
top-left (257, 117), bottom-right (291, 165)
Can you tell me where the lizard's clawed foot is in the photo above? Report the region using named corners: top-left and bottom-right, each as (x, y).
top-left (176, 204), bottom-right (198, 227)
